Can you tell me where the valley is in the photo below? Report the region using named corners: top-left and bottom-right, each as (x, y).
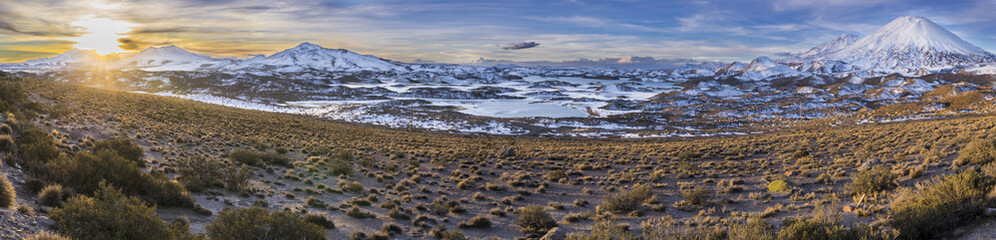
top-left (1, 13), bottom-right (996, 240)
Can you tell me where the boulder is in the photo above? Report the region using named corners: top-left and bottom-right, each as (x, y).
top-left (540, 227), bottom-right (567, 240)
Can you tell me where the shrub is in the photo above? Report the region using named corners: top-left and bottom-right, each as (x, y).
top-left (728, 218), bottom-right (775, 240)
top-left (776, 202), bottom-right (884, 240)
top-left (223, 164), bottom-right (253, 192)
top-left (92, 138), bottom-right (144, 167)
top-left (177, 156), bottom-right (224, 192)
top-left (0, 173), bottom-right (14, 208)
top-left (516, 204), bottom-right (557, 234)
top-left (431, 227), bottom-right (466, 240)
top-left (846, 166), bottom-right (896, 195)
top-left (0, 134), bottom-right (13, 153)
top-left (228, 149), bottom-right (263, 166)
top-left (303, 212), bottom-right (335, 229)
top-left (545, 170), bottom-right (567, 182)
top-left (566, 218), bottom-right (633, 240)
top-left (330, 151), bottom-right (354, 177)
top-left (23, 232), bottom-right (71, 240)
top-left (888, 171), bottom-right (994, 239)
top-left (955, 138), bottom-right (996, 166)
top-left (457, 215), bottom-right (492, 228)
top-left (205, 207), bottom-right (325, 240)
top-left (50, 183), bottom-right (194, 240)
top-left (680, 188), bottom-right (709, 206)
top-left (766, 180), bottom-right (792, 193)
top-left (388, 207), bottom-right (410, 220)
top-left (259, 151), bottom-right (291, 167)
top-left (38, 184), bottom-right (68, 207)
top-left (341, 181), bottom-right (363, 193)
top-left (346, 206), bottom-right (375, 218)
top-left (601, 183), bottom-right (653, 212)
top-left (18, 128), bottom-right (60, 174)
top-left (642, 215), bottom-right (725, 240)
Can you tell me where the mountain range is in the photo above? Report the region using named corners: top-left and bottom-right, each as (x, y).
top-left (4, 16), bottom-right (995, 81)
top-left (3, 16), bottom-right (996, 137)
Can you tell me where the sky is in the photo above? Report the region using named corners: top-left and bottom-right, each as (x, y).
top-left (2, 0), bottom-right (996, 64)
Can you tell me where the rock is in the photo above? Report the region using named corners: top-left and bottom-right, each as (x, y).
top-left (500, 147), bottom-right (516, 158)
top-left (951, 228), bottom-right (967, 237)
top-left (986, 208), bottom-right (996, 217)
top-left (857, 160), bottom-right (877, 171)
top-left (540, 227), bottom-right (567, 240)
top-left (843, 205), bottom-right (854, 212)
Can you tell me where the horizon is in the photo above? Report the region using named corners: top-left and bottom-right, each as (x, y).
top-left (2, 0), bottom-right (996, 65)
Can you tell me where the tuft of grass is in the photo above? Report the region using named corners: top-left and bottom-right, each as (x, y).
top-left (37, 184), bottom-right (68, 207)
top-left (0, 173), bottom-right (14, 208)
top-left (681, 188), bottom-right (710, 206)
top-left (766, 180), bottom-right (792, 193)
top-left (601, 183), bottom-right (653, 212)
top-left (303, 212), bottom-right (336, 229)
top-left (23, 232), bottom-right (71, 240)
top-left (457, 215), bottom-right (492, 229)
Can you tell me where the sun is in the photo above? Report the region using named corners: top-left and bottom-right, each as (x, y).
top-left (68, 15), bottom-right (136, 55)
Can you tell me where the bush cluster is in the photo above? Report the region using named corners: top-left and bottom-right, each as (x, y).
top-left (205, 207), bottom-right (326, 240)
top-left (47, 149), bottom-right (193, 207)
top-left (50, 183), bottom-right (196, 240)
top-left (888, 171), bottom-right (994, 239)
top-left (228, 149), bottom-right (291, 167)
top-left (956, 138), bottom-right (996, 166)
top-left (846, 166), bottom-right (897, 195)
top-left (516, 204), bottom-right (557, 234)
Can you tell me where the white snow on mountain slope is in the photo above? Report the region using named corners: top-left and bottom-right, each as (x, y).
top-left (734, 57), bottom-right (808, 81)
top-left (818, 16), bottom-right (995, 74)
top-left (13, 48), bottom-right (104, 69)
top-left (790, 33), bottom-right (860, 61)
top-left (117, 45), bottom-right (233, 71)
top-left (222, 42), bottom-right (402, 72)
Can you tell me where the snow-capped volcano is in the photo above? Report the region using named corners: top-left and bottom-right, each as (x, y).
top-left (808, 16), bottom-right (995, 74)
top-left (222, 42), bottom-right (402, 72)
top-left (18, 48), bottom-right (104, 68)
top-left (117, 45), bottom-right (232, 71)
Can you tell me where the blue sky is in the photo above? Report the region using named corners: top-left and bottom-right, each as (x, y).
top-left (1, 0), bottom-right (996, 63)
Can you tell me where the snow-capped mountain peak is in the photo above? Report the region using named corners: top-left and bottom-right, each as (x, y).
top-left (820, 16), bottom-right (995, 73)
top-left (21, 48), bottom-right (103, 66)
top-left (222, 42), bottom-right (402, 72)
top-left (116, 45), bottom-right (231, 71)
top-left (841, 16), bottom-right (991, 57)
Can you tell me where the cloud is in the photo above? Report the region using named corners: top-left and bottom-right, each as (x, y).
top-left (469, 56), bottom-right (716, 70)
top-left (772, 0), bottom-right (898, 11)
top-left (501, 41), bottom-right (540, 50)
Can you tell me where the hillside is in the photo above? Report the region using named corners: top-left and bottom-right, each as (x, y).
top-left (1, 73), bottom-right (995, 239)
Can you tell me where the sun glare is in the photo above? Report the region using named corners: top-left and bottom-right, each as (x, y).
top-left (68, 16), bottom-right (136, 55)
